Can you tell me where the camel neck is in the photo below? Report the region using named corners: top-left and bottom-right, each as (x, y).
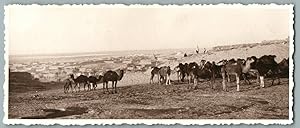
top-left (71, 76), bottom-right (77, 81)
top-left (118, 72), bottom-right (124, 80)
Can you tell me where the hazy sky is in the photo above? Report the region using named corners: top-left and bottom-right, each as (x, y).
top-left (6, 5), bottom-right (292, 55)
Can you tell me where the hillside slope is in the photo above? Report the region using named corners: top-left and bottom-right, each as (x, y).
top-left (162, 41), bottom-right (289, 69)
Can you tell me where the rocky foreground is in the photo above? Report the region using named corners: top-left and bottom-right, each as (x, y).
top-left (9, 77), bottom-right (289, 119)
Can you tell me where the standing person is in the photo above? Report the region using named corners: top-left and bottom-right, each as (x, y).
top-left (184, 53), bottom-right (188, 57)
top-left (196, 45), bottom-right (199, 54)
top-left (153, 54), bottom-right (158, 66)
top-left (203, 48), bottom-right (207, 54)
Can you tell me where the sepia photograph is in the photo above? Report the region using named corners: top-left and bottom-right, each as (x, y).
top-left (4, 4), bottom-right (294, 125)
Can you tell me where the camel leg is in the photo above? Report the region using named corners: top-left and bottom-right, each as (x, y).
top-left (188, 75), bottom-right (191, 84)
top-left (106, 82), bottom-right (109, 92)
top-left (210, 79), bottom-right (214, 89)
top-left (87, 83), bottom-right (89, 91)
top-left (88, 83), bottom-right (91, 91)
top-left (260, 76), bottom-right (265, 88)
top-left (255, 71), bottom-right (260, 84)
top-left (64, 83), bottom-right (67, 93)
top-left (211, 73), bottom-right (216, 89)
top-left (236, 74), bottom-right (240, 92)
top-left (86, 83), bottom-right (88, 91)
top-left (246, 74), bottom-right (251, 85)
top-left (227, 73), bottom-right (231, 82)
top-left (222, 72), bottom-right (227, 91)
top-left (77, 83), bottom-right (80, 92)
top-left (150, 74), bottom-right (154, 84)
top-left (103, 82), bottom-right (106, 94)
top-left (85, 83), bottom-right (88, 91)
top-left (67, 83), bottom-right (70, 93)
top-left (242, 74), bottom-right (250, 85)
top-left (168, 75), bottom-right (171, 85)
top-left (70, 83), bottom-right (73, 93)
top-left (271, 73), bottom-right (275, 86)
top-left (181, 73), bottom-right (185, 82)
top-left (94, 83), bottom-right (97, 90)
top-left (158, 75), bottom-right (161, 85)
top-left (177, 72), bottom-right (180, 83)
top-left (111, 81), bottom-right (113, 93)
top-left (115, 81), bottom-right (118, 93)
top-left (111, 81), bottom-right (115, 94)
top-left (165, 76), bottom-right (167, 85)
top-left (64, 83), bottom-right (68, 93)
top-left (110, 81), bottom-right (113, 94)
top-left (165, 75), bottom-right (168, 85)
top-left (74, 83), bottom-right (77, 92)
top-left (193, 77), bottom-right (197, 89)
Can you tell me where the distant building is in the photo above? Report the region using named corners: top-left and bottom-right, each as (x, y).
top-left (139, 60), bottom-right (152, 65)
top-left (104, 60), bottom-right (114, 64)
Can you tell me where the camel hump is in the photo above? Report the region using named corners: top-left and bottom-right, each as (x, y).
top-left (104, 70), bottom-right (118, 77)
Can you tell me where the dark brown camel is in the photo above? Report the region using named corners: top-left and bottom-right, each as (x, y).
top-left (174, 63), bottom-right (189, 83)
top-left (88, 75), bottom-right (103, 90)
top-left (187, 62), bottom-right (198, 84)
top-left (70, 74), bottom-right (89, 92)
top-left (212, 61), bottom-right (222, 79)
top-left (246, 55), bottom-right (280, 88)
top-left (150, 67), bottom-right (161, 84)
top-left (102, 69), bottom-right (125, 94)
top-left (189, 60), bottom-right (217, 89)
top-left (278, 58), bottom-right (289, 78)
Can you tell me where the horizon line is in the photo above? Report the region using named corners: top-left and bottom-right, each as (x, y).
top-left (9, 47), bottom-right (197, 57)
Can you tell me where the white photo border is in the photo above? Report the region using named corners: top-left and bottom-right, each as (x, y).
top-left (3, 4), bottom-right (294, 125)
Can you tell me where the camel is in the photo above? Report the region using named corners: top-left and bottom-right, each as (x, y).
top-left (88, 75), bottom-right (103, 90)
top-left (218, 59), bottom-right (236, 82)
top-left (218, 58), bottom-right (257, 84)
top-left (220, 60), bottom-right (243, 92)
top-left (187, 62), bottom-right (198, 84)
top-left (174, 66), bottom-right (181, 82)
top-left (189, 60), bottom-right (217, 89)
top-left (174, 63), bottom-right (189, 83)
top-left (70, 74), bottom-right (89, 92)
top-left (237, 58), bottom-right (260, 85)
top-left (158, 66), bottom-right (171, 85)
top-left (63, 78), bottom-right (75, 93)
top-left (176, 63), bottom-right (189, 83)
top-left (246, 55), bottom-right (280, 88)
top-left (278, 58), bottom-right (289, 78)
top-left (150, 67), bottom-right (161, 84)
top-left (102, 69), bottom-right (125, 94)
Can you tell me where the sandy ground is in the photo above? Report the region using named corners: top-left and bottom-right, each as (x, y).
top-left (9, 77), bottom-right (289, 119)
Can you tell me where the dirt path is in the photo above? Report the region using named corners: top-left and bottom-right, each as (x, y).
top-left (8, 78), bottom-right (289, 119)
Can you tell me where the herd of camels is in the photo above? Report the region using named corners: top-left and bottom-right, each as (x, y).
top-left (64, 55), bottom-right (289, 94)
